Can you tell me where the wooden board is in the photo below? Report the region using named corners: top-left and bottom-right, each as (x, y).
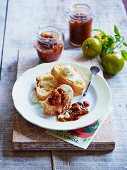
top-left (13, 50), bottom-right (115, 151)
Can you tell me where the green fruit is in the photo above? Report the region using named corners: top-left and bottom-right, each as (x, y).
top-left (94, 34), bottom-right (115, 58)
top-left (101, 52), bottom-right (124, 74)
top-left (82, 37), bottom-right (102, 58)
top-left (94, 34), bottom-right (102, 41)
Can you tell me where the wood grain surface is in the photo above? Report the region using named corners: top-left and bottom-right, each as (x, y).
top-left (13, 49), bottom-right (115, 151)
top-left (0, 0), bottom-right (127, 169)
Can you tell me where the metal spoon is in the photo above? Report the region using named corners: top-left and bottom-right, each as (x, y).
top-left (77, 66), bottom-right (100, 105)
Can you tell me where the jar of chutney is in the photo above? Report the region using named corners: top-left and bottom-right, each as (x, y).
top-left (35, 26), bottom-right (64, 62)
top-left (68, 4), bottom-right (93, 46)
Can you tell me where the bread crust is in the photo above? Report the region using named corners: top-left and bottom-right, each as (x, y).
top-left (51, 64), bottom-right (86, 95)
top-left (35, 74), bottom-right (58, 100)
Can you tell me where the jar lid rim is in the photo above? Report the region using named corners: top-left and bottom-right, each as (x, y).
top-left (37, 26), bottom-right (62, 43)
top-left (68, 4), bottom-right (93, 20)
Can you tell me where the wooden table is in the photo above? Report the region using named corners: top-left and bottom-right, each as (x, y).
top-left (0, 0), bottom-right (127, 169)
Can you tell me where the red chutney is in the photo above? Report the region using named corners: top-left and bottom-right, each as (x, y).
top-left (69, 16), bottom-right (92, 46)
top-left (57, 101), bottom-right (90, 122)
top-left (35, 33), bottom-right (63, 62)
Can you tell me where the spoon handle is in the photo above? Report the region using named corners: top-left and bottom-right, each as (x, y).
top-left (83, 73), bottom-right (95, 97)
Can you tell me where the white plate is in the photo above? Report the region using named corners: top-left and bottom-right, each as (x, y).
top-left (12, 62), bottom-right (112, 131)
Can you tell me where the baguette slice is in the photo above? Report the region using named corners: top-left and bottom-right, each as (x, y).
top-left (44, 84), bottom-right (73, 115)
top-left (35, 73), bottom-right (58, 101)
top-left (51, 64), bottom-right (86, 95)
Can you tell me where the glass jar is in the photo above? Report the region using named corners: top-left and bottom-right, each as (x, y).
top-left (35, 26), bottom-right (64, 62)
top-left (68, 4), bottom-right (93, 46)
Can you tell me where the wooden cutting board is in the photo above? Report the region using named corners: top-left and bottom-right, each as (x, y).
top-left (13, 50), bottom-right (115, 151)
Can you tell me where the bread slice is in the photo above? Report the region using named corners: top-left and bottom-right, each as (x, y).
top-left (35, 73), bottom-right (58, 100)
top-left (51, 64), bottom-right (86, 95)
top-left (44, 84), bottom-right (73, 115)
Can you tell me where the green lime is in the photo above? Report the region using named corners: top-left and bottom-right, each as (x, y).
top-left (82, 37), bottom-right (102, 58)
top-left (101, 52), bottom-right (124, 74)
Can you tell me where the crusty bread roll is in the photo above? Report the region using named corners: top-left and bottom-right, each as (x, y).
top-left (44, 84), bottom-right (73, 115)
top-left (35, 73), bottom-right (58, 100)
top-left (51, 64), bottom-right (86, 95)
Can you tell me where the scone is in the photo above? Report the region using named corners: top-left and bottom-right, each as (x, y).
top-left (43, 84), bottom-right (73, 115)
top-left (35, 73), bottom-right (58, 100)
top-left (51, 64), bottom-right (87, 95)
